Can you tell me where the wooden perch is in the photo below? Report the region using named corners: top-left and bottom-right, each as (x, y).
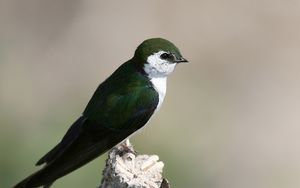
top-left (99, 140), bottom-right (170, 188)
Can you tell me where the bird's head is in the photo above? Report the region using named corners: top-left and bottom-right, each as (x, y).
top-left (133, 38), bottom-right (188, 78)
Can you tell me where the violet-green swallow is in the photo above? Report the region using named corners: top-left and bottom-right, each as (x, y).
top-left (14, 38), bottom-right (188, 188)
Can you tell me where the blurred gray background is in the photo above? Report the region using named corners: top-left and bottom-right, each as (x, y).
top-left (1, 0), bottom-right (300, 188)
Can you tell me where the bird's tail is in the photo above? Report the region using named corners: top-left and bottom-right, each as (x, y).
top-left (13, 167), bottom-right (54, 188)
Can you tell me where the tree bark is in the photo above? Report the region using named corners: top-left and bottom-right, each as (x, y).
top-left (99, 140), bottom-right (170, 188)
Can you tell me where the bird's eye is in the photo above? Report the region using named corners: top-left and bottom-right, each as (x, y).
top-left (160, 53), bottom-right (170, 60)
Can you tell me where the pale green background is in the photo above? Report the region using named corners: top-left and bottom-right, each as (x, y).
top-left (1, 1), bottom-right (300, 188)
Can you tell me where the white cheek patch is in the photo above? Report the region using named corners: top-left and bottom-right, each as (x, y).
top-left (143, 50), bottom-right (177, 112)
top-left (144, 51), bottom-right (176, 78)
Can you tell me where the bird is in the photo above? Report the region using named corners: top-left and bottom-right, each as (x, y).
top-left (14, 38), bottom-right (188, 188)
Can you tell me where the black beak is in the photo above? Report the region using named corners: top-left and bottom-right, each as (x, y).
top-left (175, 57), bottom-right (188, 63)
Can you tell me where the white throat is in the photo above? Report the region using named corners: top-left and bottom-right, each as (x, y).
top-left (144, 51), bottom-right (176, 111)
top-left (144, 51), bottom-right (176, 78)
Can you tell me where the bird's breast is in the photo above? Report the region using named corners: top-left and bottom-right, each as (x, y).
top-left (149, 77), bottom-right (167, 112)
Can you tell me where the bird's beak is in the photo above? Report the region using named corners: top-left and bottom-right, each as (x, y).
top-left (175, 57), bottom-right (189, 63)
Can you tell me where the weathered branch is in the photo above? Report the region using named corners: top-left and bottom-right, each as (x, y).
top-left (99, 140), bottom-right (170, 188)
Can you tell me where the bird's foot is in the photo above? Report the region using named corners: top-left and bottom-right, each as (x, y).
top-left (119, 139), bottom-right (137, 156)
